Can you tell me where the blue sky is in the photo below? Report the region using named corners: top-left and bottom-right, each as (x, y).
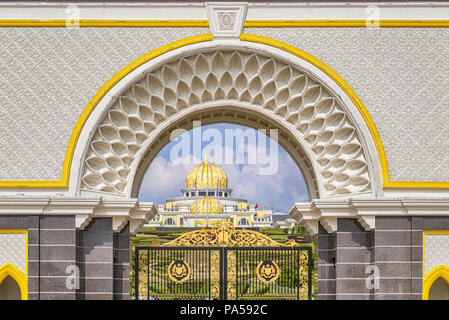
top-left (138, 123), bottom-right (308, 213)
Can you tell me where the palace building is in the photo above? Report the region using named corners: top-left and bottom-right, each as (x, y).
top-left (146, 157), bottom-right (274, 229)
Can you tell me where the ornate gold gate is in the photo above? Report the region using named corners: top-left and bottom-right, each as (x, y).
top-left (134, 220), bottom-right (311, 300)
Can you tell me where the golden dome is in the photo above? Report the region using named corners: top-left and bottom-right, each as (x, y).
top-left (256, 210), bottom-right (266, 217)
top-left (237, 202), bottom-right (249, 211)
top-left (185, 156), bottom-right (227, 188)
top-left (190, 196), bottom-right (223, 214)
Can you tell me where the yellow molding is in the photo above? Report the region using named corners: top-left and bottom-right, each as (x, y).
top-left (244, 20), bottom-right (449, 28)
top-left (423, 264), bottom-right (449, 300)
top-left (0, 19), bottom-right (209, 27)
top-left (1, 31), bottom-right (449, 190)
top-left (2, 19), bottom-right (449, 28)
top-left (0, 263), bottom-right (28, 300)
top-left (422, 230), bottom-right (449, 299)
top-left (0, 229), bottom-right (28, 300)
top-left (383, 180), bottom-right (449, 189)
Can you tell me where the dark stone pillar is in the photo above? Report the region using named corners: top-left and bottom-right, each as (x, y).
top-left (374, 216), bottom-right (449, 300)
top-left (36, 216), bottom-right (77, 300)
top-left (76, 218), bottom-right (114, 300)
top-left (335, 218), bottom-right (374, 300)
top-left (374, 217), bottom-right (418, 299)
top-left (26, 215), bottom-right (40, 300)
top-left (317, 223), bottom-right (336, 300)
top-left (113, 223), bottom-right (130, 300)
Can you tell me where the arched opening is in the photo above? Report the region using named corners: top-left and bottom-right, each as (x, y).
top-left (423, 265), bottom-right (449, 300)
top-left (0, 276), bottom-right (21, 300)
top-left (164, 217), bottom-right (175, 226)
top-left (138, 122), bottom-right (308, 229)
top-left (428, 277), bottom-right (449, 300)
top-left (0, 263), bottom-right (27, 300)
top-left (132, 107), bottom-right (316, 201)
top-left (238, 218), bottom-right (250, 226)
top-left (133, 121), bottom-right (313, 299)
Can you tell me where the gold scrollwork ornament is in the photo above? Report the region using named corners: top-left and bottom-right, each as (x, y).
top-left (227, 250), bottom-right (237, 299)
top-left (210, 250), bottom-right (221, 299)
top-left (256, 260), bottom-right (280, 284)
top-left (168, 259), bottom-right (191, 284)
top-left (299, 252), bottom-right (309, 300)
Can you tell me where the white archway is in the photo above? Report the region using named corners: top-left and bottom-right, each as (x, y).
top-left (69, 40), bottom-right (382, 201)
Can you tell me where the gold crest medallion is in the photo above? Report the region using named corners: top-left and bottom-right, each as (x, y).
top-left (168, 259), bottom-right (191, 284)
top-left (256, 260), bottom-right (280, 284)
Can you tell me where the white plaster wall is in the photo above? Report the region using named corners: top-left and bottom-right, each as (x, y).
top-left (0, 27), bottom-right (208, 181)
top-left (425, 234), bottom-right (449, 275)
top-left (0, 232), bottom-right (27, 274)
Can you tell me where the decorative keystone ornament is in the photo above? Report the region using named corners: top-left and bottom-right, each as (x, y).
top-left (206, 2), bottom-right (248, 38)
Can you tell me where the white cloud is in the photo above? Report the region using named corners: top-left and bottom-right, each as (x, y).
top-left (138, 154), bottom-right (201, 205)
top-left (220, 151), bottom-right (308, 212)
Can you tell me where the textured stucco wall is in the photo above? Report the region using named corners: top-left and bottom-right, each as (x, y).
top-left (246, 27), bottom-right (449, 182)
top-left (1, 27), bottom-right (448, 182)
top-left (0, 27), bottom-right (208, 181)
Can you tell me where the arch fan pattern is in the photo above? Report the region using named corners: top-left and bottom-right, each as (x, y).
top-left (82, 50), bottom-right (371, 197)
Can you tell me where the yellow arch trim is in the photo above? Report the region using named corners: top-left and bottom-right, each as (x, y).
top-left (163, 217), bottom-right (176, 227)
top-left (423, 264), bottom-right (449, 300)
top-left (1, 31), bottom-right (448, 189)
top-left (238, 218), bottom-right (251, 227)
top-left (0, 263), bottom-right (28, 300)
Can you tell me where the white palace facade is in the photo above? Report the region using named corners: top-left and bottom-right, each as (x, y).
top-left (146, 157), bottom-right (273, 229)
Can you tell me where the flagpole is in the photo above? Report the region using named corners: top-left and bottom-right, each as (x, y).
top-left (195, 177), bottom-right (198, 228)
top-left (216, 169), bottom-right (220, 220)
top-left (205, 154), bottom-right (209, 228)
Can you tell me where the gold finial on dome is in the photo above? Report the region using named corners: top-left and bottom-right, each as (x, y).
top-left (185, 157), bottom-right (228, 188)
top-left (190, 196), bottom-right (223, 214)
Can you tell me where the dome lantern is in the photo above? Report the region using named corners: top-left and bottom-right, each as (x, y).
top-left (185, 157), bottom-right (228, 188)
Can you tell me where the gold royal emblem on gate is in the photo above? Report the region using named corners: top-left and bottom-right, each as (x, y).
top-left (256, 260), bottom-right (280, 284)
top-left (168, 259), bottom-right (191, 284)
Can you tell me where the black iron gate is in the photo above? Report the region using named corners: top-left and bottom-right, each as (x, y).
top-left (134, 246), bottom-right (312, 300)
